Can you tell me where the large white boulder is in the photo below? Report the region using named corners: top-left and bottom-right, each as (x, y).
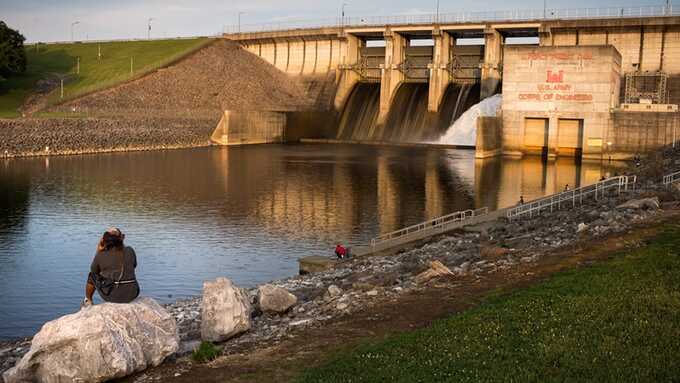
top-left (258, 284), bottom-right (297, 314)
top-left (616, 197), bottom-right (660, 210)
top-left (414, 260), bottom-right (455, 284)
top-left (200, 277), bottom-right (251, 342)
top-left (3, 297), bottom-right (178, 383)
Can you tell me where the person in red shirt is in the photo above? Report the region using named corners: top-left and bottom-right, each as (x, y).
top-left (335, 244), bottom-right (346, 259)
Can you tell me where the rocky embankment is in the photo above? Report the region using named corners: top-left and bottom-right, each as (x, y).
top-left (159, 191), bottom-right (676, 353)
top-left (1, 40), bottom-right (323, 158)
top-left (0, 116), bottom-right (217, 157)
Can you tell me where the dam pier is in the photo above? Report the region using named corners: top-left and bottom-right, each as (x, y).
top-left (217, 8), bottom-right (680, 160)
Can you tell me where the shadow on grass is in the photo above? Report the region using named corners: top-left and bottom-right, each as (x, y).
top-left (0, 49), bottom-right (74, 117)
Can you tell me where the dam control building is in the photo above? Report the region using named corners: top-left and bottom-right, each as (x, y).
top-left (219, 7), bottom-right (680, 160)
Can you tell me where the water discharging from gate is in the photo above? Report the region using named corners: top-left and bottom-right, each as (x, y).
top-left (336, 83), bottom-right (381, 140)
top-left (439, 93), bottom-right (502, 146)
top-left (336, 82), bottom-right (480, 143)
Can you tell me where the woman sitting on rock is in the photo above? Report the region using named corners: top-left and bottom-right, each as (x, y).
top-left (83, 228), bottom-right (140, 306)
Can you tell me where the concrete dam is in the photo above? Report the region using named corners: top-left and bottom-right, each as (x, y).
top-left (214, 8), bottom-right (680, 160)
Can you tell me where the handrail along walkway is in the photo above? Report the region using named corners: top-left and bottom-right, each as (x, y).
top-left (663, 170), bottom-right (680, 186)
top-left (369, 207), bottom-right (489, 252)
top-left (507, 175), bottom-right (636, 220)
top-left (224, 5), bottom-right (679, 34)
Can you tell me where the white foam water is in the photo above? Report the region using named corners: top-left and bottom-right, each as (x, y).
top-left (438, 94), bottom-right (502, 146)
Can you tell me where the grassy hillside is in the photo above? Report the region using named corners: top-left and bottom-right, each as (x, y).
top-left (299, 223), bottom-right (680, 382)
top-left (0, 38), bottom-right (212, 118)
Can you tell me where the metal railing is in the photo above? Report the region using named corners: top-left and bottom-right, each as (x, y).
top-left (663, 170), bottom-right (680, 185)
top-left (507, 176), bottom-right (636, 220)
top-left (369, 207), bottom-right (489, 251)
top-left (224, 5), bottom-right (678, 34)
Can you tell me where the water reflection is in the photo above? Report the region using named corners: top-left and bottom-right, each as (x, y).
top-left (475, 156), bottom-right (626, 210)
top-left (0, 160), bottom-right (30, 233)
top-left (0, 145), bottom-right (623, 339)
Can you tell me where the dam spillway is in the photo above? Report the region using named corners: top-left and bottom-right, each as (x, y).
top-left (383, 83), bottom-right (431, 142)
top-left (336, 83), bottom-right (380, 141)
top-left (337, 82), bottom-right (481, 144)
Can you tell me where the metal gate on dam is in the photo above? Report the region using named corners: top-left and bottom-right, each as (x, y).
top-left (214, 6), bottom-right (680, 160)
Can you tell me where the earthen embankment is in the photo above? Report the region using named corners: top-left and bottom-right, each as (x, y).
top-left (52, 40), bottom-right (312, 116)
top-left (1, 40), bottom-right (320, 157)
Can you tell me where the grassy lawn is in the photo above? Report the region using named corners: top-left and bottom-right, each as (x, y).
top-left (299, 224), bottom-right (680, 382)
top-left (0, 38), bottom-right (212, 118)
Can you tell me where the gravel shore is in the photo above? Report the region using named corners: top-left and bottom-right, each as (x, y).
top-left (0, 116), bottom-right (217, 158)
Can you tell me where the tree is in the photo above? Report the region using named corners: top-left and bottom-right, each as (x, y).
top-left (0, 21), bottom-right (27, 81)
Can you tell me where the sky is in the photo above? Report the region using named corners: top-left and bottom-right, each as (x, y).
top-left (0, 0), bottom-right (670, 42)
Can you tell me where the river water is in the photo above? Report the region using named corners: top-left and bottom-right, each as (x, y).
top-left (0, 144), bottom-right (623, 339)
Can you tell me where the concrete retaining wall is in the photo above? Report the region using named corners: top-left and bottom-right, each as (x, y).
top-left (285, 111), bottom-right (339, 141)
top-left (211, 111), bottom-right (286, 145)
top-left (475, 116), bottom-right (503, 158)
top-left (610, 111), bottom-right (680, 157)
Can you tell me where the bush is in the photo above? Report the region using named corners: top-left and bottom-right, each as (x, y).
top-left (191, 341), bottom-right (220, 363)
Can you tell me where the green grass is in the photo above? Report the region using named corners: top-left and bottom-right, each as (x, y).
top-left (192, 341), bottom-right (221, 363)
top-left (0, 38), bottom-right (213, 118)
top-left (299, 224), bottom-right (680, 382)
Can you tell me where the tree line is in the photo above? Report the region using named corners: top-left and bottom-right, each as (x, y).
top-left (0, 21), bottom-right (26, 83)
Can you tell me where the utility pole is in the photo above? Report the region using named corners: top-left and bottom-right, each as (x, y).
top-left (543, 0), bottom-right (547, 19)
top-left (148, 18), bottom-right (154, 40)
top-left (71, 21), bottom-right (80, 42)
top-left (238, 12), bottom-right (245, 33)
top-left (436, 0), bottom-right (440, 23)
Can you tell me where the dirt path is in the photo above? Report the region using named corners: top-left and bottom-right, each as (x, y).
top-left (123, 209), bottom-right (679, 383)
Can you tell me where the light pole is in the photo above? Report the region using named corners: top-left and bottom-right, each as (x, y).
top-left (341, 2), bottom-right (348, 28)
top-left (238, 12), bottom-right (245, 33)
top-left (543, 0), bottom-right (547, 19)
top-left (148, 18), bottom-right (154, 40)
top-left (436, 0), bottom-right (440, 23)
top-left (71, 21), bottom-right (80, 42)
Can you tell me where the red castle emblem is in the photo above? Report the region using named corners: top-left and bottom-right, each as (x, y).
top-left (546, 70), bottom-right (564, 83)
